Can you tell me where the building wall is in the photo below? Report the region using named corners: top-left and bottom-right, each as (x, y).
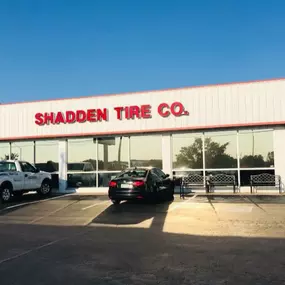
top-left (273, 127), bottom-right (285, 188)
top-left (0, 79), bottom-right (283, 193)
top-left (1, 79), bottom-right (285, 141)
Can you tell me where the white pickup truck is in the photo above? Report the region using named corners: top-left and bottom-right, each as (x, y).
top-left (0, 160), bottom-right (52, 202)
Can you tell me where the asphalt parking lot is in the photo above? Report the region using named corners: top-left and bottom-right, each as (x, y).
top-left (1, 193), bottom-right (285, 284)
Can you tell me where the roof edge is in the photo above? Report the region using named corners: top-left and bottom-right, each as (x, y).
top-left (1, 77), bottom-right (285, 106)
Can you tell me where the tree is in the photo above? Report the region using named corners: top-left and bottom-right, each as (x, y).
top-left (175, 137), bottom-right (236, 168)
top-left (240, 151), bottom-right (274, 168)
top-left (1, 153), bottom-right (19, 160)
top-left (240, 155), bottom-right (265, 167)
top-left (204, 138), bottom-right (236, 168)
top-left (146, 159), bottom-right (162, 168)
top-left (266, 151), bottom-right (274, 167)
top-left (175, 138), bottom-right (203, 168)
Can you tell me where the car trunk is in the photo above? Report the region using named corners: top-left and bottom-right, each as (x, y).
top-left (112, 177), bottom-right (146, 191)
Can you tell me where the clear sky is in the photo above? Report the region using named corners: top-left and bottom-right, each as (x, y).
top-left (0, 0), bottom-right (284, 103)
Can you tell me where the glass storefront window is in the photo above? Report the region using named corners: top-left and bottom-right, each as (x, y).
top-left (173, 170), bottom-right (203, 178)
top-left (172, 128), bottom-right (276, 188)
top-left (205, 170), bottom-right (238, 183)
top-left (130, 135), bottom-right (162, 168)
top-left (173, 170), bottom-right (203, 187)
top-left (97, 137), bottom-right (129, 171)
top-left (68, 139), bottom-right (96, 171)
top-left (239, 129), bottom-right (274, 168)
top-left (11, 141), bottom-right (34, 162)
top-left (67, 173), bottom-right (96, 188)
top-left (98, 172), bottom-right (121, 187)
top-left (35, 140), bottom-right (58, 189)
top-left (204, 131), bottom-right (237, 169)
top-left (0, 127), bottom-right (273, 189)
top-left (0, 143), bottom-right (10, 160)
top-left (240, 169), bottom-right (275, 186)
top-left (35, 140), bottom-right (58, 172)
top-left (172, 133), bottom-right (203, 169)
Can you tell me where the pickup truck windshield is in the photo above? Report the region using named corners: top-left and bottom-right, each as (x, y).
top-left (0, 162), bottom-right (17, 172)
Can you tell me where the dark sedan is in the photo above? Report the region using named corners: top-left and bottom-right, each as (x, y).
top-left (108, 167), bottom-right (174, 204)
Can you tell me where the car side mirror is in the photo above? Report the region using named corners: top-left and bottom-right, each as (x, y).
top-left (164, 174), bottom-right (170, 178)
top-left (35, 168), bottom-right (40, 173)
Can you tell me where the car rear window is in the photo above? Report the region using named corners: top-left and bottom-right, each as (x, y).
top-left (0, 162), bottom-right (17, 172)
top-left (117, 169), bottom-right (147, 178)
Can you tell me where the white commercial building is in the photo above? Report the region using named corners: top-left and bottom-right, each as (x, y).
top-left (1, 78), bottom-right (285, 193)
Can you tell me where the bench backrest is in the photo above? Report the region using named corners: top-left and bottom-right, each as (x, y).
top-left (182, 174), bottom-right (204, 185)
top-left (209, 174), bottom-right (236, 185)
top-left (250, 173), bottom-right (281, 186)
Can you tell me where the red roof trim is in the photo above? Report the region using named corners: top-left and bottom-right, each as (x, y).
top-left (0, 121), bottom-right (283, 141)
top-left (1, 77), bottom-right (285, 106)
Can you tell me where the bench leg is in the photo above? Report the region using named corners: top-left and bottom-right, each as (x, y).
top-left (206, 184), bottom-right (210, 193)
top-left (180, 186), bottom-right (185, 199)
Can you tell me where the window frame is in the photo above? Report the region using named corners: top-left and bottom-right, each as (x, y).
top-left (19, 161), bottom-right (37, 173)
top-left (152, 168), bottom-right (166, 178)
top-left (172, 129), bottom-right (275, 188)
top-left (0, 161), bottom-right (17, 172)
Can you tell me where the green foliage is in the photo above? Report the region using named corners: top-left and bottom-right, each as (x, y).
top-left (175, 137), bottom-right (274, 168)
top-left (175, 137), bottom-right (203, 168)
top-left (1, 153), bottom-right (19, 160)
top-left (175, 137), bottom-right (236, 168)
top-left (240, 155), bottom-right (265, 168)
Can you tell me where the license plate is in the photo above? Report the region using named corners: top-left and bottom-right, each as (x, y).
top-left (121, 183), bottom-right (132, 189)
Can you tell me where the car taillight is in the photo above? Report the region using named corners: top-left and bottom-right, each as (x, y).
top-left (133, 181), bottom-right (145, 187)
top-left (109, 181), bottom-right (117, 187)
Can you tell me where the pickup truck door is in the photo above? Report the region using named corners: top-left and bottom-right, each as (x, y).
top-left (9, 171), bottom-right (25, 190)
top-left (1, 162), bottom-right (25, 190)
top-left (19, 161), bottom-right (41, 190)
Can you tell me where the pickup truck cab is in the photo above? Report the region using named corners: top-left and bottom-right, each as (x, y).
top-left (0, 160), bottom-right (52, 202)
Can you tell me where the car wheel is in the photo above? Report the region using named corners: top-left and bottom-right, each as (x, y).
top-left (111, 199), bottom-right (121, 205)
top-left (37, 179), bottom-right (52, 197)
top-left (0, 184), bottom-right (13, 203)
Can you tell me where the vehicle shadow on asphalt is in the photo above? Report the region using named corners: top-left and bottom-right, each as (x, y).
top-left (91, 199), bottom-right (173, 228)
top-left (0, 221), bottom-right (285, 284)
top-left (1, 195), bottom-right (285, 284)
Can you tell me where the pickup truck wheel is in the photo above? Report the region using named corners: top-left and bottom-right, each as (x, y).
top-left (1, 185), bottom-right (12, 203)
top-left (38, 180), bottom-right (52, 197)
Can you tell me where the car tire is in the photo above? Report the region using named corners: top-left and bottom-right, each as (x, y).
top-left (111, 199), bottom-right (121, 205)
top-left (37, 179), bottom-right (52, 197)
top-left (0, 183), bottom-right (13, 203)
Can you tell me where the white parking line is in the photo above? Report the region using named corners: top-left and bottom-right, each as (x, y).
top-left (0, 238), bottom-right (66, 266)
top-left (0, 193), bottom-right (75, 212)
top-left (28, 200), bottom-right (80, 224)
top-left (81, 200), bottom-right (109, 210)
top-left (168, 194), bottom-right (198, 212)
top-left (0, 227), bottom-right (92, 266)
